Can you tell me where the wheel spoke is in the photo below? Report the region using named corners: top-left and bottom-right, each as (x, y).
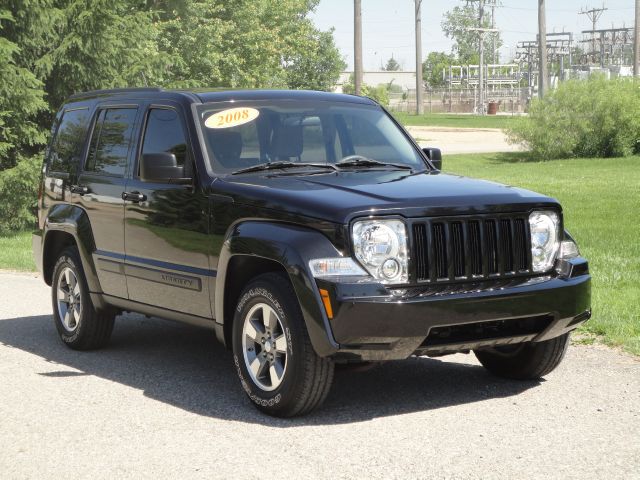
top-left (63, 309), bottom-right (72, 329)
top-left (73, 282), bottom-right (80, 297)
top-left (269, 361), bottom-right (284, 386)
top-left (244, 319), bottom-right (261, 343)
top-left (264, 307), bottom-right (278, 331)
top-left (64, 268), bottom-right (71, 287)
top-left (273, 334), bottom-right (287, 354)
top-left (73, 305), bottom-right (81, 325)
top-left (57, 288), bottom-right (67, 301)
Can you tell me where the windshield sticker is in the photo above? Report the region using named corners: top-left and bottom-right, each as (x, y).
top-left (205, 107), bottom-right (259, 129)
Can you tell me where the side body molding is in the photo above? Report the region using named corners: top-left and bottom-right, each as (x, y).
top-left (215, 221), bottom-right (343, 357)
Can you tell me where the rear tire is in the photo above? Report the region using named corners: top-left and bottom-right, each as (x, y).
top-left (232, 273), bottom-right (334, 417)
top-left (474, 333), bottom-right (570, 380)
top-left (51, 247), bottom-right (115, 350)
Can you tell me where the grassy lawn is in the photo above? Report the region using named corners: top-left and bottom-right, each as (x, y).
top-left (444, 153), bottom-right (640, 355)
top-left (0, 231), bottom-right (35, 271)
top-left (394, 112), bottom-right (517, 129)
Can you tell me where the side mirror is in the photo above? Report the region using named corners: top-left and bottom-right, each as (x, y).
top-left (140, 153), bottom-right (191, 184)
top-left (422, 147), bottom-right (442, 171)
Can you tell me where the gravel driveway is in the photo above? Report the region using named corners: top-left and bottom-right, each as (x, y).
top-left (0, 272), bottom-right (638, 479)
top-left (407, 126), bottom-right (524, 155)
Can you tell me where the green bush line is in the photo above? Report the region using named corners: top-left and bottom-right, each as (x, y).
top-left (507, 76), bottom-right (640, 160)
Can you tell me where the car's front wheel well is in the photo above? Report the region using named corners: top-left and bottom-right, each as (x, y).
top-left (223, 255), bottom-right (290, 348)
top-left (43, 231), bottom-right (77, 286)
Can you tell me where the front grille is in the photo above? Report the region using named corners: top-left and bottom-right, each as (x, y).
top-left (411, 215), bottom-right (532, 283)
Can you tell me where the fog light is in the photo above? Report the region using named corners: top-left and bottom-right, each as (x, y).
top-left (381, 258), bottom-right (400, 279)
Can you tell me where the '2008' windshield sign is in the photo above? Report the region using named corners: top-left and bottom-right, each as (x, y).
top-left (204, 107), bottom-right (259, 129)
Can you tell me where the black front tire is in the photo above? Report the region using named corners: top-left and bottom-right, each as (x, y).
top-left (51, 247), bottom-right (115, 350)
top-left (232, 273), bottom-right (334, 417)
top-left (474, 333), bottom-right (571, 380)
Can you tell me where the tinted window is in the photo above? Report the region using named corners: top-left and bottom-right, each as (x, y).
top-left (49, 108), bottom-right (89, 173)
top-left (197, 102), bottom-right (424, 173)
top-left (86, 108), bottom-right (137, 176)
top-left (141, 109), bottom-right (188, 168)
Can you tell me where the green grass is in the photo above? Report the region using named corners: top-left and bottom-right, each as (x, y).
top-left (0, 231), bottom-right (35, 271)
top-left (394, 112), bottom-right (517, 129)
top-left (444, 153), bottom-right (640, 355)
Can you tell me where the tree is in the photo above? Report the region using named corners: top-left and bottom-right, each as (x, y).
top-left (422, 51), bottom-right (455, 88)
top-left (384, 57), bottom-right (401, 71)
top-left (0, 9), bottom-right (47, 169)
top-left (36, 0), bottom-right (170, 111)
top-left (152, 0), bottom-right (344, 90)
top-left (442, 4), bottom-right (502, 64)
top-left (285, 29), bottom-right (346, 91)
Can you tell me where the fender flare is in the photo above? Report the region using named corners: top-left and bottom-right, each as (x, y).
top-left (215, 220), bottom-right (343, 357)
top-left (43, 203), bottom-right (102, 293)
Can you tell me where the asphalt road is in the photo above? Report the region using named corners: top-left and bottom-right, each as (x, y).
top-left (1, 272), bottom-right (638, 479)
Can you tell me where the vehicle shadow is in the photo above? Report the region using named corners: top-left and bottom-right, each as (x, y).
top-left (0, 313), bottom-right (541, 426)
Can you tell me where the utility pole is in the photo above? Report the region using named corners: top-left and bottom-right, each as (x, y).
top-left (580, 5), bottom-right (608, 64)
top-left (354, 0), bottom-right (363, 95)
top-left (538, 0), bottom-right (548, 97)
top-left (415, 0), bottom-right (424, 114)
top-left (635, 0), bottom-right (639, 77)
top-left (479, 0), bottom-right (485, 114)
top-left (491, 0), bottom-right (497, 64)
top-left (467, 0), bottom-right (498, 115)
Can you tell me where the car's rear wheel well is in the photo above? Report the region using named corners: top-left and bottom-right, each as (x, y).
top-left (223, 255), bottom-right (289, 348)
top-left (43, 231), bottom-right (77, 285)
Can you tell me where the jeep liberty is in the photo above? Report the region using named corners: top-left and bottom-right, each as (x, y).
top-left (33, 89), bottom-right (591, 417)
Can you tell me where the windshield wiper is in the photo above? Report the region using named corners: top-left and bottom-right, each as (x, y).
top-left (231, 161), bottom-right (338, 175)
top-left (336, 157), bottom-right (413, 171)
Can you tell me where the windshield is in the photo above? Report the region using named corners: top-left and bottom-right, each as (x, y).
top-left (195, 100), bottom-right (426, 174)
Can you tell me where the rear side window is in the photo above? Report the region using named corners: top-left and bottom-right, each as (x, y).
top-left (86, 108), bottom-right (138, 176)
top-left (141, 109), bottom-right (189, 168)
top-left (49, 108), bottom-right (89, 173)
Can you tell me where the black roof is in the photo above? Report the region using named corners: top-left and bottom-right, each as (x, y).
top-left (67, 88), bottom-right (376, 106)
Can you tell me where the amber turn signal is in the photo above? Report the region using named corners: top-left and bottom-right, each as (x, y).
top-left (319, 288), bottom-right (334, 320)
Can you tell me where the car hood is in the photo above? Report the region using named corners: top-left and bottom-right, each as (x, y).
top-left (215, 170), bottom-right (559, 223)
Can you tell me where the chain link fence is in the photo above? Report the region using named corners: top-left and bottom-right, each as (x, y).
top-left (389, 88), bottom-right (533, 115)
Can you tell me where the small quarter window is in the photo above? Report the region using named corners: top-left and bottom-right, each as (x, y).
top-left (49, 108), bottom-right (89, 173)
top-left (86, 108), bottom-right (137, 176)
top-left (141, 108), bottom-right (189, 169)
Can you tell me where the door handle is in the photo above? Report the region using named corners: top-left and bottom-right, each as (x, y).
top-left (70, 185), bottom-right (89, 195)
top-left (122, 191), bottom-right (147, 203)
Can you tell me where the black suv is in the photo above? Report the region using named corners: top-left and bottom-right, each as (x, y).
top-left (33, 88), bottom-right (591, 417)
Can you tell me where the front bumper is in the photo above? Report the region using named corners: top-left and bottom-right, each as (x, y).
top-left (318, 258), bottom-right (591, 361)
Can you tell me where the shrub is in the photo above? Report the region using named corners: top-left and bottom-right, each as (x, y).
top-left (507, 76), bottom-right (640, 160)
top-left (0, 155), bottom-right (41, 233)
top-left (341, 74), bottom-right (390, 107)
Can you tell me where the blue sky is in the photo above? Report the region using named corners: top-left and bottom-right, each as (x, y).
top-left (311, 0), bottom-right (635, 70)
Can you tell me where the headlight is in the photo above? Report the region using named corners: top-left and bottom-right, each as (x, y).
top-left (529, 211), bottom-right (560, 272)
top-left (352, 219), bottom-right (408, 284)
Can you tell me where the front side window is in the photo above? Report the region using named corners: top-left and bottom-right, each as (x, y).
top-left (140, 108), bottom-right (189, 171)
top-left (196, 101), bottom-right (425, 174)
top-left (49, 108), bottom-right (90, 173)
top-left (85, 108), bottom-right (137, 176)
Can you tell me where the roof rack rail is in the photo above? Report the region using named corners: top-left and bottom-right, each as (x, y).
top-left (68, 87), bottom-right (164, 99)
